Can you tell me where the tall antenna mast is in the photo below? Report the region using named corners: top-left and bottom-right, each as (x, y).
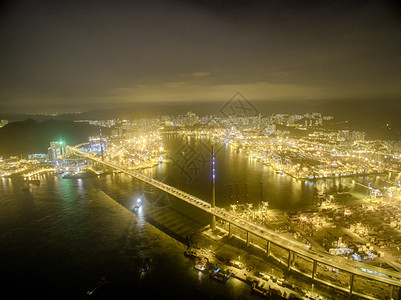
top-left (99, 127), bottom-right (104, 162)
top-left (211, 136), bottom-right (216, 230)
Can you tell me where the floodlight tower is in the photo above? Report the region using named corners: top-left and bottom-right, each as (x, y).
top-left (99, 127), bottom-right (105, 173)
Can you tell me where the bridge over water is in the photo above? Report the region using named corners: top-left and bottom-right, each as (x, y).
top-left (71, 145), bottom-right (401, 300)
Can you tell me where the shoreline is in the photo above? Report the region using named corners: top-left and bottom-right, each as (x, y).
top-left (264, 162), bottom-right (388, 182)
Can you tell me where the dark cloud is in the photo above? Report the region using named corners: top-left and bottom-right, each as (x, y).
top-left (0, 0), bottom-right (400, 113)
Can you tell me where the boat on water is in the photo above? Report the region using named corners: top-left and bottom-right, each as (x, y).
top-left (134, 198), bottom-right (143, 209)
top-left (141, 256), bottom-right (151, 273)
top-left (62, 172), bottom-right (78, 179)
top-left (87, 276), bottom-right (107, 296)
top-left (194, 256), bottom-right (208, 271)
top-left (20, 187), bottom-right (32, 193)
top-left (62, 171), bottom-right (92, 179)
top-left (184, 247), bottom-right (202, 259)
top-left (251, 281), bottom-right (269, 297)
top-left (210, 267), bottom-right (230, 283)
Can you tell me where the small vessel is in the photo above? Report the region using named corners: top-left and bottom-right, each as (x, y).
top-left (141, 256), bottom-right (151, 273)
top-left (194, 256), bottom-right (208, 271)
top-left (184, 247), bottom-right (201, 258)
top-left (62, 171), bottom-right (92, 179)
top-left (62, 172), bottom-right (77, 179)
top-left (87, 276), bottom-right (107, 296)
top-left (252, 281), bottom-right (269, 297)
top-left (135, 198), bottom-right (143, 209)
top-left (210, 266), bottom-right (230, 283)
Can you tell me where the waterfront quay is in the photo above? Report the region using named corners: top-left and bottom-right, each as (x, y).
top-left (187, 227), bottom-right (349, 299)
top-left (175, 128), bottom-right (400, 181)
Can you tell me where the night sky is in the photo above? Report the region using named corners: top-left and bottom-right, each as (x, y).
top-left (0, 0), bottom-right (400, 113)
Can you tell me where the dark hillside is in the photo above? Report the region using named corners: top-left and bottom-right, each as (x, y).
top-left (0, 119), bottom-right (107, 156)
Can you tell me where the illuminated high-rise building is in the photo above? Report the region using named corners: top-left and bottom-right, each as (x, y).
top-left (351, 131), bottom-right (365, 142)
top-left (48, 141), bottom-right (69, 161)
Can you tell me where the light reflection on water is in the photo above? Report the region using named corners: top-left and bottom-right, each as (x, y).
top-left (146, 134), bottom-right (378, 211)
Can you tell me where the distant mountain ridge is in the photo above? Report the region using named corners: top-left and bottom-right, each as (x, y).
top-left (0, 98), bottom-right (399, 144)
top-left (0, 119), bottom-right (106, 156)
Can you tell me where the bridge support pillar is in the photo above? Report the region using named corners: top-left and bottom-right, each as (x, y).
top-left (266, 240), bottom-right (271, 257)
top-left (211, 215), bottom-right (216, 231)
top-left (287, 250), bottom-right (292, 271)
top-left (228, 223), bottom-right (233, 239)
top-left (349, 273), bottom-right (354, 295)
top-left (312, 260), bottom-right (317, 280)
top-left (246, 231), bottom-right (250, 247)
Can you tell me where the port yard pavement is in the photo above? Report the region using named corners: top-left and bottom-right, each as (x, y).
top-left (273, 197), bottom-right (401, 270)
top-left (318, 198), bottom-right (401, 269)
top-left (323, 222), bottom-right (401, 270)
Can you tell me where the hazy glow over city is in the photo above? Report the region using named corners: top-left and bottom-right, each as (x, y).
top-left (0, 0), bottom-right (400, 113)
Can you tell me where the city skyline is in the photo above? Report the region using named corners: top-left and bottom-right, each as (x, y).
top-left (1, 0), bottom-right (401, 113)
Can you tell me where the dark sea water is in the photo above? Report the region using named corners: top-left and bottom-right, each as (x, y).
top-left (0, 134), bottom-right (390, 299)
